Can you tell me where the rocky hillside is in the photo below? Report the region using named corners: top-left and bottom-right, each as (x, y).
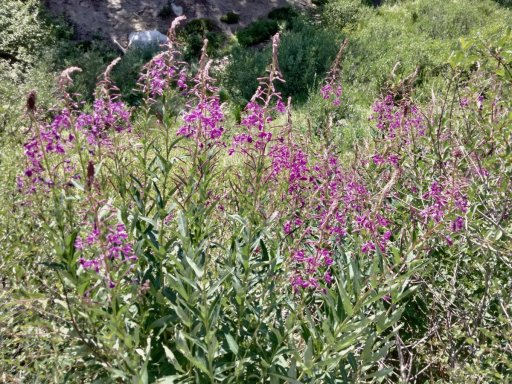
top-left (43, 0), bottom-right (311, 44)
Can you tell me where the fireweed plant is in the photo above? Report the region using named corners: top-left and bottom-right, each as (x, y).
top-left (15, 16), bottom-right (511, 383)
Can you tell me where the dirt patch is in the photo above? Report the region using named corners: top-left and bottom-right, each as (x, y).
top-left (43, 0), bottom-right (312, 46)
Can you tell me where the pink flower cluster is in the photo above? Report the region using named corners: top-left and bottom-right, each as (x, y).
top-left (230, 95), bottom-right (286, 156)
top-left (420, 180), bottom-right (468, 231)
top-left (20, 92), bottom-right (132, 193)
top-left (236, 115), bottom-right (395, 292)
top-left (371, 94), bottom-right (426, 139)
top-left (291, 248), bottom-right (333, 291)
top-left (21, 109), bottom-right (75, 192)
top-left (320, 81), bottom-right (343, 106)
top-left (177, 43), bottom-right (225, 145)
top-left (76, 98), bottom-right (131, 147)
top-left (76, 222), bottom-right (137, 287)
top-left (230, 33), bottom-right (287, 157)
top-left (178, 98), bottom-right (224, 142)
top-left (139, 16), bottom-right (188, 97)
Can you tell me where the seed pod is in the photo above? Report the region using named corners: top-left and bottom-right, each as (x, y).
top-left (26, 90), bottom-right (37, 114)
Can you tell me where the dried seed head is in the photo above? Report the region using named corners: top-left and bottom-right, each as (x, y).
top-left (168, 15), bottom-right (187, 41)
top-left (26, 90), bottom-right (37, 113)
top-left (58, 66), bottom-right (82, 92)
top-left (86, 160), bottom-right (95, 191)
top-left (200, 38), bottom-right (209, 72)
top-left (102, 57), bottom-right (121, 83)
top-left (271, 33), bottom-right (282, 76)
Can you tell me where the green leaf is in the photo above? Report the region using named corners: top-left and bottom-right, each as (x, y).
top-left (336, 280), bottom-right (354, 317)
top-left (148, 314), bottom-right (179, 330)
top-left (268, 372), bottom-right (303, 384)
top-left (225, 333), bottom-right (239, 355)
top-left (304, 338), bottom-right (313, 370)
top-left (361, 367), bottom-right (393, 380)
top-left (163, 345), bottom-right (185, 373)
top-left (376, 307), bottom-right (405, 333)
top-left (178, 211), bottom-right (188, 238)
top-left (185, 255), bottom-right (204, 278)
top-left (361, 332), bottom-right (376, 363)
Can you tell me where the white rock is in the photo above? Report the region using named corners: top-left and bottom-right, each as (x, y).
top-left (128, 30), bottom-right (169, 49)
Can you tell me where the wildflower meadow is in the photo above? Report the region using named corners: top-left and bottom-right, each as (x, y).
top-left (1, 3), bottom-right (511, 383)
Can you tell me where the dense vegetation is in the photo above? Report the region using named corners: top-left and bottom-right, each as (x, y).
top-left (1, 0), bottom-right (511, 383)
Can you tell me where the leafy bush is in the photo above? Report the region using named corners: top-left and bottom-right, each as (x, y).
top-left (412, 0), bottom-right (504, 40)
top-left (158, 1), bottom-right (175, 18)
top-left (268, 6), bottom-right (300, 24)
top-left (220, 11), bottom-right (240, 24)
top-left (0, 0), bottom-right (56, 80)
top-left (236, 19), bottom-right (280, 47)
top-left (178, 18), bottom-right (227, 60)
top-left (223, 45), bottom-right (269, 103)
top-left (276, 21), bottom-right (340, 102)
top-left (225, 20), bottom-right (340, 104)
top-left (324, 0), bottom-right (365, 30)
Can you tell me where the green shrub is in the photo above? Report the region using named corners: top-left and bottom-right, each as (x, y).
top-left (158, 1), bottom-right (174, 18)
top-left (178, 18), bottom-right (227, 60)
top-left (494, 0), bottom-right (512, 6)
top-left (236, 19), bottom-right (280, 47)
top-left (223, 45), bottom-right (270, 103)
top-left (56, 39), bottom-right (118, 100)
top-left (111, 44), bottom-right (164, 104)
top-left (324, 0), bottom-right (364, 30)
top-left (268, 6), bottom-right (300, 23)
top-left (412, 0), bottom-right (503, 40)
top-left (276, 21), bottom-right (340, 102)
top-left (220, 11), bottom-right (240, 24)
top-left (0, 0), bottom-right (56, 81)
top-left (225, 20), bottom-right (339, 104)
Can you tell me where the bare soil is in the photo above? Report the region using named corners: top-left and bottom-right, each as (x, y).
top-left (43, 0), bottom-right (312, 45)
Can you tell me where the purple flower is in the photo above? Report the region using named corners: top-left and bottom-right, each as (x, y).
top-left (320, 82), bottom-right (343, 106)
top-left (276, 99), bottom-right (286, 113)
top-left (372, 154), bottom-right (385, 166)
top-left (284, 221), bottom-right (292, 235)
top-left (371, 95), bottom-right (425, 140)
top-left (178, 70), bottom-right (188, 89)
top-left (76, 221), bottom-right (136, 286)
top-left (450, 216), bottom-right (465, 232)
top-left (321, 84), bottom-right (332, 100)
top-left (361, 241), bottom-right (375, 254)
top-left (477, 94), bottom-right (484, 111)
top-left (387, 155), bottom-right (400, 167)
